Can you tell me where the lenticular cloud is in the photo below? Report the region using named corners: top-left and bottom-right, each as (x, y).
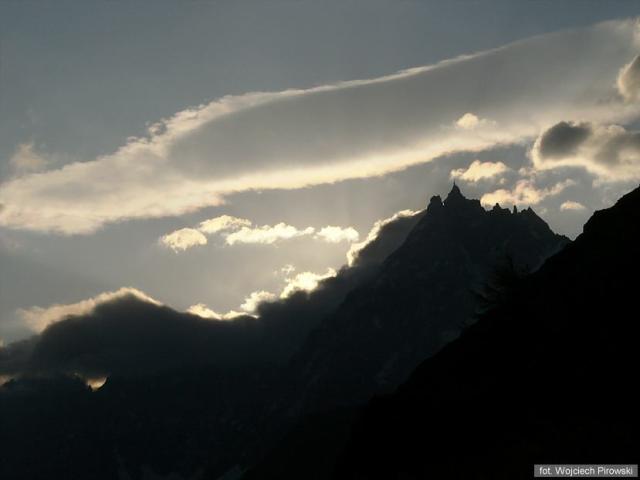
top-left (2, 19), bottom-right (640, 234)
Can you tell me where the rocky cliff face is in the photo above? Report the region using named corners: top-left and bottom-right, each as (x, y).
top-left (283, 185), bottom-right (568, 415)
top-left (334, 185), bottom-right (640, 479)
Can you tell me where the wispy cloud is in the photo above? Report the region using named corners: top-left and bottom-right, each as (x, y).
top-left (2, 20), bottom-right (639, 234)
top-left (617, 54), bottom-right (640, 102)
top-left (8, 142), bottom-right (49, 174)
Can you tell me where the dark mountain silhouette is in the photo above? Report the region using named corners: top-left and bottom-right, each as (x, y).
top-left (329, 184), bottom-right (640, 479)
top-left (0, 186), bottom-right (569, 480)
top-left (278, 185), bottom-right (568, 415)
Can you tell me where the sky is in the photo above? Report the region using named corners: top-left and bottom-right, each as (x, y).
top-left (1, 0), bottom-right (640, 343)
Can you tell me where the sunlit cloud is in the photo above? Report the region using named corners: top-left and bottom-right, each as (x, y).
top-left (198, 215), bottom-right (251, 234)
top-left (560, 200), bottom-right (587, 211)
top-left (315, 226), bottom-right (359, 243)
top-left (225, 223), bottom-right (315, 245)
top-left (280, 268), bottom-right (337, 298)
top-left (86, 377), bottom-right (108, 391)
top-left (2, 19), bottom-right (640, 234)
top-left (481, 179), bottom-right (575, 207)
top-left (159, 228), bottom-right (208, 252)
top-left (16, 287), bottom-right (161, 333)
top-left (186, 303), bottom-right (245, 320)
top-left (347, 209), bottom-right (420, 266)
top-left (455, 112), bottom-right (491, 130)
top-left (240, 290), bottom-right (277, 313)
top-left (450, 160), bottom-right (509, 182)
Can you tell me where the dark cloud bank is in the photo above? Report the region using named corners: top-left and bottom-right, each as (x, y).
top-left (0, 208), bottom-right (425, 379)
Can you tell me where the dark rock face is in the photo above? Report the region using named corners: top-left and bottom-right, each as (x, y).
top-left (334, 185), bottom-right (640, 479)
top-left (282, 186), bottom-right (568, 414)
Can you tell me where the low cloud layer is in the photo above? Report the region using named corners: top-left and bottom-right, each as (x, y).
top-left (2, 19), bottom-right (639, 234)
top-left (17, 288), bottom-right (160, 333)
top-left (531, 121), bottom-right (640, 182)
top-left (0, 207), bottom-right (425, 377)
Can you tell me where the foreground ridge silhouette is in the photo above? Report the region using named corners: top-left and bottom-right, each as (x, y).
top-left (331, 184), bottom-right (640, 479)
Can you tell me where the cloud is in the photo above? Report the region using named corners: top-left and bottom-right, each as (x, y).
top-left (278, 264), bottom-right (296, 275)
top-left (2, 19), bottom-right (640, 234)
top-left (0, 207), bottom-right (426, 377)
top-left (159, 228), bottom-right (208, 252)
top-left (280, 269), bottom-right (337, 298)
top-left (315, 226), bottom-right (359, 243)
top-left (617, 54), bottom-right (640, 102)
top-left (225, 223), bottom-right (315, 245)
top-left (533, 121), bottom-right (592, 159)
top-left (161, 216), bottom-right (358, 251)
top-left (16, 287), bottom-right (160, 333)
top-left (8, 142), bottom-right (49, 174)
top-left (455, 113), bottom-right (488, 130)
top-left (198, 215), bottom-right (252, 234)
top-left (531, 121), bottom-right (640, 181)
top-left (450, 160), bottom-right (509, 182)
top-left (347, 209), bottom-right (422, 266)
top-left (1, 294), bottom-right (265, 377)
top-left (560, 200), bottom-right (586, 211)
top-left (240, 290), bottom-right (277, 314)
top-left (186, 303), bottom-right (245, 320)
top-left (481, 179), bottom-right (575, 207)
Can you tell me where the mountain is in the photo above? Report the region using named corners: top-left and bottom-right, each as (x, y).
top-left (0, 186), bottom-right (568, 480)
top-left (243, 186), bottom-right (568, 479)
top-left (333, 184), bottom-right (640, 479)
top-left (278, 185), bottom-right (568, 416)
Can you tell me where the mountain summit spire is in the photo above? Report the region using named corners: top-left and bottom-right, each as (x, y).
top-left (443, 182), bottom-right (466, 206)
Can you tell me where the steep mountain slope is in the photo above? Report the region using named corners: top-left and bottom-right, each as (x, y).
top-left (281, 185), bottom-right (568, 415)
top-left (334, 185), bottom-right (640, 479)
